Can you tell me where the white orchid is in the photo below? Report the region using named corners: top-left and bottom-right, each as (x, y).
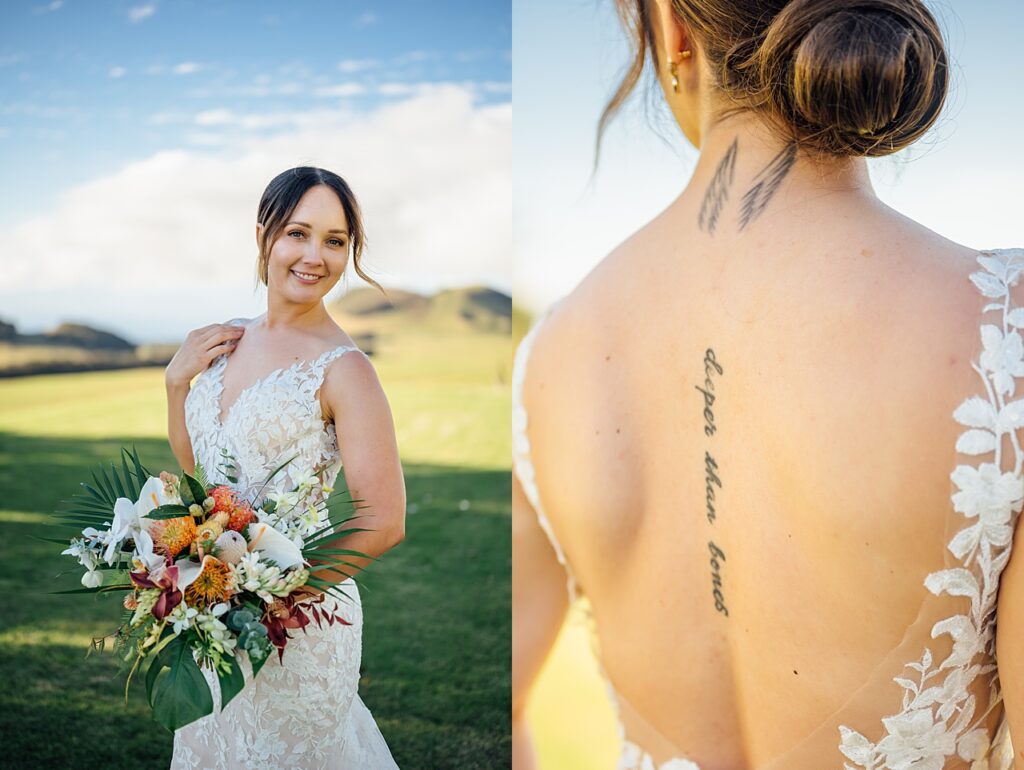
top-left (265, 488), bottom-right (301, 514)
top-left (290, 467), bottom-right (319, 490)
top-left (167, 604), bottom-right (199, 635)
top-left (103, 476), bottom-right (177, 566)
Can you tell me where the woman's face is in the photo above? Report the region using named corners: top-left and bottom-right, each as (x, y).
top-left (258, 184), bottom-right (351, 303)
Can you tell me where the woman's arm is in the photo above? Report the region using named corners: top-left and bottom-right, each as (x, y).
top-left (164, 322), bottom-right (244, 475)
top-left (512, 472), bottom-right (570, 770)
top-left (310, 351), bottom-right (406, 584)
top-left (996, 520), bottom-right (1024, 759)
top-left (165, 378), bottom-right (195, 475)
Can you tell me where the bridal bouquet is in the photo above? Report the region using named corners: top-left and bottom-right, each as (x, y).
top-left (53, 446), bottom-right (370, 731)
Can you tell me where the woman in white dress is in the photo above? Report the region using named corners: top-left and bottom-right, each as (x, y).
top-left (513, 1), bottom-right (1023, 768)
top-left (163, 166), bottom-right (406, 769)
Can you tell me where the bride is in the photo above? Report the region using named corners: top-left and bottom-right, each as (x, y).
top-left (513, 1), bottom-right (1022, 768)
top-left (163, 166), bottom-right (406, 769)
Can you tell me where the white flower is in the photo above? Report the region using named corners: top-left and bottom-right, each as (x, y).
top-left (979, 325), bottom-right (1024, 396)
top-left (266, 488), bottom-right (301, 513)
top-left (291, 467), bottom-right (318, 490)
top-left (950, 463), bottom-right (1023, 527)
top-left (876, 708), bottom-right (957, 770)
top-left (103, 475), bottom-right (174, 565)
top-left (81, 569), bottom-right (103, 588)
top-left (167, 604), bottom-right (198, 635)
top-left (246, 522), bottom-right (304, 570)
top-left (62, 537), bottom-right (101, 573)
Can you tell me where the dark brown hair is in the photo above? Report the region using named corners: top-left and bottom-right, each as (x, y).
top-left (600, 0), bottom-right (949, 159)
top-left (255, 166), bottom-right (382, 293)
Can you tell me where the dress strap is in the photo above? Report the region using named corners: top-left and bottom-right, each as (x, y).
top-left (512, 302), bottom-right (579, 603)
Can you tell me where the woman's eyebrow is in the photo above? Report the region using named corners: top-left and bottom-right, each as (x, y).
top-left (287, 220), bottom-right (348, 234)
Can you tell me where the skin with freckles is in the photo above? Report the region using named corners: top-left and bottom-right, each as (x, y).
top-left (166, 183), bottom-right (405, 586)
top-left (512, 3), bottom-right (1015, 769)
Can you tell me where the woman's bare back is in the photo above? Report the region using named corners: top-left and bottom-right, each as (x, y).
top-left (519, 187), bottom-right (1000, 767)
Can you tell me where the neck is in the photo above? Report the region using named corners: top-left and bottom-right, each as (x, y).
top-left (263, 294), bottom-right (330, 331)
top-left (681, 108), bottom-right (879, 237)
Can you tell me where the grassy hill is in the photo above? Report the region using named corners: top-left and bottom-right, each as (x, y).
top-left (0, 285), bottom-right (511, 378)
top-left (0, 309), bottom-right (511, 767)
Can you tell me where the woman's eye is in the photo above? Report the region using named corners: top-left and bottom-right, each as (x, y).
top-left (329, 239), bottom-right (346, 247)
top-left (288, 230), bottom-right (304, 238)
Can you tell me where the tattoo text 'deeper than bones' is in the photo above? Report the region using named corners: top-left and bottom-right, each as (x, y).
top-left (698, 138), bottom-right (738, 236)
top-left (697, 347), bottom-right (729, 617)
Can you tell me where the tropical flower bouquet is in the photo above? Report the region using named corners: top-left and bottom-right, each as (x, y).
top-left (53, 446), bottom-right (370, 731)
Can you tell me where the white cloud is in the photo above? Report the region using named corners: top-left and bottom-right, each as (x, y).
top-left (314, 83), bottom-right (365, 98)
top-left (173, 61), bottom-right (201, 75)
top-left (0, 86), bottom-right (511, 341)
top-left (194, 108), bottom-right (310, 130)
top-left (377, 82), bottom-right (418, 97)
top-left (354, 12), bottom-right (377, 28)
top-left (395, 50), bottom-right (439, 65)
top-left (128, 3), bottom-right (156, 22)
top-left (338, 59), bottom-right (379, 73)
top-left (108, 66), bottom-right (127, 78)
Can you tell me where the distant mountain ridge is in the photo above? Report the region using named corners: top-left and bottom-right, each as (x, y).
top-left (330, 285), bottom-right (511, 334)
top-left (0, 284), bottom-right (510, 377)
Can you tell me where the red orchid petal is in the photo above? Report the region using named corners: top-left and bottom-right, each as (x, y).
top-left (152, 591), bottom-right (169, 620)
top-left (130, 571), bottom-right (158, 589)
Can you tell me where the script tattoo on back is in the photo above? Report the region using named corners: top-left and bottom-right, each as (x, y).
top-left (696, 348), bottom-right (729, 617)
top-left (697, 138), bottom-right (738, 235)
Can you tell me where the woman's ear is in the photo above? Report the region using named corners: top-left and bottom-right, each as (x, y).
top-left (255, 222), bottom-right (263, 249)
top-left (653, 0), bottom-right (686, 64)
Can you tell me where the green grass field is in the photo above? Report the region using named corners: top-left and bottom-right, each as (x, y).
top-left (0, 327), bottom-right (511, 769)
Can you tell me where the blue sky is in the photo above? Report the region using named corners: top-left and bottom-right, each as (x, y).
top-left (514, 0), bottom-right (1024, 311)
top-left (0, 0), bottom-right (511, 340)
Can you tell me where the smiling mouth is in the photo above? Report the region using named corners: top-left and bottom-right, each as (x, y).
top-left (291, 269), bottom-right (324, 282)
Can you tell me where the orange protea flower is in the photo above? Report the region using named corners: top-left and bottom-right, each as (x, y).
top-left (227, 503), bottom-right (256, 532)
top-left (184, 555), bottom-right (235, 606)
top-left (209, 485), bottom-right (239, 514)
top-left (149, 516), bottom-right (197, 559)
top-left (195, 520), bottom-right (224, 543)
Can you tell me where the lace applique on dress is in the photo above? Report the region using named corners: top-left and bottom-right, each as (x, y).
top-left (174, 316), bottom-right (398, 769)
top-left (838, 249), bottom-right (1024, 770)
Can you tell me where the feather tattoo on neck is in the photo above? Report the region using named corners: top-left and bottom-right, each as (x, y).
top-left (697, 138), bottom-right (738, 236)
top-left (738, 141), bottom-right (797, 231)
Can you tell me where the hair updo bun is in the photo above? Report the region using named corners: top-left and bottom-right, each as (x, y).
top-left (600, 0), bottom-right (950, 160)
top-left (748, 0), bottom-right (948, 157)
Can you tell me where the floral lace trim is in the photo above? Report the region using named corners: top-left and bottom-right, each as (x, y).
top-left (511, 306), bottom-right (578, 603)
top-left (184, 317), bottom-right (359, 502)
top-left (838, 249), bottom-right (1024, 770)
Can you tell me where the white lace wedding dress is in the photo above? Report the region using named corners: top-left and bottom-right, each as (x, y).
top-left (171, 316), bottom-right (399, 770)
top-left (512, 249), bottom-right (1023, 770)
